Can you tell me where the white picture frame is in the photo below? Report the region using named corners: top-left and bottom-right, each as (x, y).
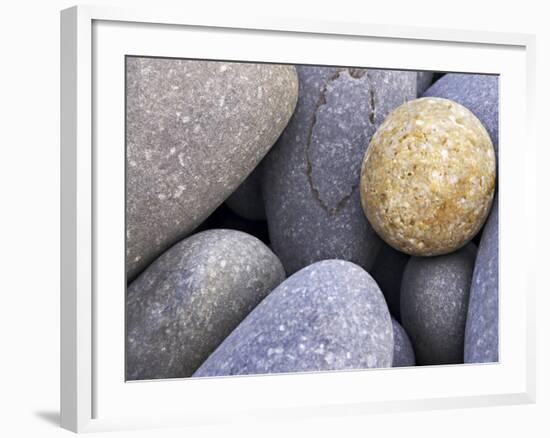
top-left (60, 4), bottom-right (537, 433)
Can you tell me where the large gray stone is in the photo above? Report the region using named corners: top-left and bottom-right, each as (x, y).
top-left (262, 67), bottom-right (417, 275)
top-left (194, 260), bottom-right (393, 377)
top-left (126, 229), bottom-right (285, 380)
top-left (422, 73), bottom-right (499, 159)
top-left (371, 243), bottom-right (410, 321)
top-left (392, 318), bottom-right (415, 367)
top-left (465, 198), bottom-right (499, 363)
top-left (401, 244), bottom-right (477, 365)
top-left (225, 165), bottom-right (266, 220)
top-left (126, 58), bottom-right (298, 280)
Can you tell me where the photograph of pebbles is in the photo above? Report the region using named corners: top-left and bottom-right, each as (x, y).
top-left (125, 56), bottom-right (499, 381)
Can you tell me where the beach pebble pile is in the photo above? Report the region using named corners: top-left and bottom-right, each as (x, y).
top-left (125, 59), bottom-right (499, 380)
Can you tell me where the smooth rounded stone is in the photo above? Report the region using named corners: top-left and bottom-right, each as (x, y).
top-left (423, 73), bottom-right (499, 159)
top-left (361, 97), bottom-right (496, 256)
top-left (194, 260), bottom-right (393, 377)
top-left (370, 242), bottom-right (410, 321)
top-left (416, 71), bottom-right (434, 96)
top-left (126, 229), bottom-right (285, 380)
top-left (392, 318), bottom-right (415, 367)
top-left (262, 66), bottom-right (417, 275)
top-left (225, 165), bottom-right (266, 220)
top-left (126, 58), bottom-right (298, 280)
top-left (400, 244), bottom-right (477, 365)
top-left (465, 198), bottom-right (499, 363)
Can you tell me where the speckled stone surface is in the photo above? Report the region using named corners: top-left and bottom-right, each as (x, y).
top-left (400, 244), bottom-right (476, 365)
top-left (126, 58), bottom-right (298, 280)
top-left (423, 73), bottom-right (499, 159)
top-left (262, 66), bottom-right (417, 275)
top-left (370, 242), bottom-right (410, 321)
top-left (193, 260), bottom-right (393, 377)
top-left (226, 165), bottom-right (266, 220)
top-left (417, 72), bottom-right (434, 96)
top-left (392, 318), bottom-right (415, 367)
top-left (465, 198), bottom-right (499, 363)
top-left (126, 229), bottom-right (285, 380)
top-left (361, 97), bottom-right (496, 256)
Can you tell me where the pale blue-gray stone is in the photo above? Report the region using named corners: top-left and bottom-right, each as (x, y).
top-left (126, 229), bottom-right (285, 380)
top-left (392, 318), bottom-right (415, 367)
top-left (416, 71), bottom-right (434, 96)
top-left (401, 244), bottom-right (477, 365)
top-left (465, 198), bottom-right (499, 363)
top-left (262, 67), bottom-right (417, 275)
top-left (194, 260), bottom-right (393, 377)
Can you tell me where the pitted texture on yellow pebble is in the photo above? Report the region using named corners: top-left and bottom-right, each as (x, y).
top-left (360, 97), bottom-right (496, 256)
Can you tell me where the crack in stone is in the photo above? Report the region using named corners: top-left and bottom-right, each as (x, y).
top-left (305, 68), bottom-right (376, 215)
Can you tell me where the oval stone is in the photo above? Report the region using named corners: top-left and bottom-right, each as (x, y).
top-left (423, 73), bottom-right (499, 159)
top-left (194, 260), bottom-right (393, 377)
top-left (126, 58), bottom-right (298, 280)
top-left (262, 66), bottom-right (417, 275)
top-left (360, 97), bottom-right (496, 256)
top-left (400, 244), bottom-right (477, 365)
top-left (392, 318), bottom-right (415, 367)
top-left (126, 229), bottom-right (285, 380)
top-left (465, 198), bottom-right (499, 363)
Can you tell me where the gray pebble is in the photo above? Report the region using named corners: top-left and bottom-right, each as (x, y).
top-left (392, 318), bottom-right (415, 367)
top-left (371, 243), bottom-right (410, 321)
top-left (194, 260), bottom-right (393, 377)
top-left (126, 229), bottom-right (285, 380)
top-left (465, 198), bottom-right (499, 363)
top-left (401, 244), bottom-right (477, 365)
top-left (226, 165), bottom-right (266, 220)
top-left (416, 71), bottom-right (434, 96)
top-left (422, 73), bottom-right (499, 159)
top-left (262, 66), bottom-right (417, 275)
top-left (126, 58), bottom-right (298, 280)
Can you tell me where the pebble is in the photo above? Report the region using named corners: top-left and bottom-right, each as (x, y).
top-left (126, 229), bottom-right (285, 380)
top-left (417, 71), bottom-right (434, 96)
top-left (194, 260), bottom-right (393, 377)
top-left (400, 244), bottom-right (477, 365)
top-left (392, 318), bottom-right (415, 367)
top-left (465, 198), bottom-right (499, 363)
top-left (126, 58), bottom-right (298, 280)
top-left (262, 66), bottom-right (417, 274)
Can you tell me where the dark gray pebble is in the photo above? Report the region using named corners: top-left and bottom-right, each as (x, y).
top-left (194, 260), bottom-right (393, 377)
top-left (126, 229), bottom-right (285, 380)
top-left (401, 244), bottom-right (477, 365)
top-left (416, 71), bottom-right (434, 96)
top-left (422, 73), bottom-right (499, 159)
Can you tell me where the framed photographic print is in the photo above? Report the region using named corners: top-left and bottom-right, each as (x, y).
top-left (60, 4), bottom-right (536, 433)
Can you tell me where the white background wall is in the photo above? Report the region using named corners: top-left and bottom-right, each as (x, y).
top-left (0, 0), bottom-right (547, 436)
